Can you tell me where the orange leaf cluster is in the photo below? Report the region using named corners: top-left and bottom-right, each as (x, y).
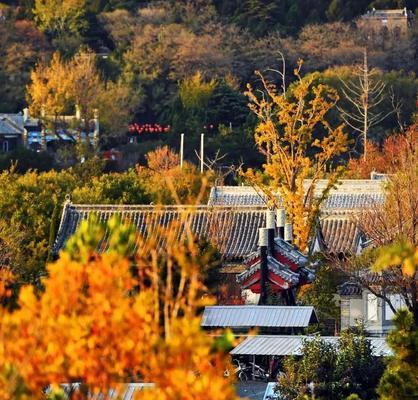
top-left (346, 125), bottom-right (418, 178)
top-left (1, 253), bottom-right (158, 395)
top-left (0, 221), bottom-right (238, 399)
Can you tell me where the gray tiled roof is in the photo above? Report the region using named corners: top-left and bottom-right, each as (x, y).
top-left (53, 204), bottom-right (268, 261)
top-left (201, 306), bottom-right (318, 328)
top-left (230, 335), bottom-right (391, 356)
top-left (337, 281), bottom-right (362, 297)
top-left (208, 182), bottom-right (384, 209)
top-left (0, 117), bottom-right (23, 135)
top-left (319, 213), bottom-right (362, 254)
top-left (54, 203), bottom-right (369, 258)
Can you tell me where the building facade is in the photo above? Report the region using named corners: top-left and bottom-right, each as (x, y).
top-left (358, 8), bottom-right (415, 36)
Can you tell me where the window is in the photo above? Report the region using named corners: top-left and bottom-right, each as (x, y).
top-left (367, 293), bottom-right (378, 322)
top-left (2, 141), bottom-right (8, 152)
top-left (385, 294), bottom-right (405, 320)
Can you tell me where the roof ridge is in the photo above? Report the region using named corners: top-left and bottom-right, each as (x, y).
top-left (66, 204), bottom-right (270, 210)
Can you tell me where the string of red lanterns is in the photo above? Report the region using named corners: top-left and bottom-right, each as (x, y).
top-left (128, 123), bottom-right (171, 134)
top-left (128, 123), bottom-right (219, 134)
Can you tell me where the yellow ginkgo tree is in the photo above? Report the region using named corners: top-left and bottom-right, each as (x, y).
top-left (244, 61), bottom-right (348, 250)
top-left (374, 240), bottom-right (418, 278)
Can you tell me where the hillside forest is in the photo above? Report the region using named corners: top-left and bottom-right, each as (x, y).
top-left (0, 0), bottom-right (417, 170)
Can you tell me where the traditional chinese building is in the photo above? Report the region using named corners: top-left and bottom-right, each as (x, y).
top-left (53, 179), bottom-right (386, 307)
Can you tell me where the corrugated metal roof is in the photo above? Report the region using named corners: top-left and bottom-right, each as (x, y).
top-left (230, 335), bottom-right (391, 356)
top-left (201, 306), bottom-right (318, 328)
top-left (48, 383), bottom-right (154, 399)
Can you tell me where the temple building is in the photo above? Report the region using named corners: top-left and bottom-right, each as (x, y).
top-left (54, 178), bottom-right (386, 310)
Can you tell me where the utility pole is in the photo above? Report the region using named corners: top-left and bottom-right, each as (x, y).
top-left (180, 133), bottom-right (184, 168)
top-left (200, 133), bottom-right (204, 173)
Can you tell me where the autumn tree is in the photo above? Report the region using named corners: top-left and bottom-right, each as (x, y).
top-left (371, 241), bottom-right (418, 400)
top-left (137, 146), bottom-right (215, 204)
top-left (337, 133), bottom-right (418, 324)
top-left (244, 62), bottom-right (348, 250)
top-left (346, 125), bottom-right (418, 178)
top-left (0, 17), bottom-right (51, 112)
top-left (338, 49), bottom-right (396, 160)
top-left (0, 216), bottom-right (238, 399)
top-left (27, 49), bottom-right (137, 140)
top-left (33, 0), bottom-right (88, 37)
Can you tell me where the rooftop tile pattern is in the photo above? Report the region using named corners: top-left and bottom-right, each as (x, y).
top-left (53, 204), bottom-right (268, 261)
top-left (208, 182), bottom-right (384, 209)
top-left (319, 214), bottom-right (361, 254)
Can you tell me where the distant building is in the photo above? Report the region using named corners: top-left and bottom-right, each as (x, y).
top-left (358, 8), bottom-right (415, 37)
top-left (0, 108), bottom-right (99, 152)
top-left (0, 110), bottom-right (39, 152)
top-left (338, 282), bottom-right (406, 337)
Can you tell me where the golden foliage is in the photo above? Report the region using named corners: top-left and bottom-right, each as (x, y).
top-left (28, 52), bottom-right (71, 117)
top-left (33, 0), bottom-right (87, 35)
top-left (137, 146), bottom-right (214, 204)
top-left (179, 71), bottom-right (217, 109)
top-left (374, 240), bottom-right (418, 277)
top-left (27, 49), bottom-right (136, 137)
top-left (244, 62), bottom-right (348, 249)
top-left (0, 269), bottom-right (14, 300)
top-left (1, 253), bottom-right (157, 394)
top-left (0, 217), bottom-right (237, 399)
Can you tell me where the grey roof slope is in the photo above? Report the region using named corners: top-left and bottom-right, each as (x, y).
top-left (201, 306), bottom-right (318, 328)
top-left (319, 213), bottom-right (362, 254)
top-left (230, 335), bottom-right (391, 356)
top-left (54, 181), bottom-right (383, 257)
top-left (54, 204), bottom-right (369, 257)
top-left (0, 117), bottom-right (23, 135)
top-left (53, 203), bottom-right (268, 260)
top-left (208, 183), bottom-right (384, 209)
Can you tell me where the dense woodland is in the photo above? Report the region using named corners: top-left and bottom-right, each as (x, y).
top-left (0, 0), bottom-right (417, 168)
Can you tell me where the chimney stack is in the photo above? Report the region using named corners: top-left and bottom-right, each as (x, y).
top-left (266, 209), bottom-right (275, 253)
top-left (276, 208), bottom-right (285, 239)
top-left (258, 227), bottom-right (269, 305)
top-left (284, 222), bottom-right (293, 243)
top-left (23, 108), bottom-right (29, 122)
top-left (75, 104), bottom-right (81, 120)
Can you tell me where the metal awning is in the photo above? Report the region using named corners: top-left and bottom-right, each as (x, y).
top-left (201, 306), bottom-right (318, 328)
top-left (47, 383), bottom-right (154, 399)
top-left (230, 335), bottom-right (391, 356)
